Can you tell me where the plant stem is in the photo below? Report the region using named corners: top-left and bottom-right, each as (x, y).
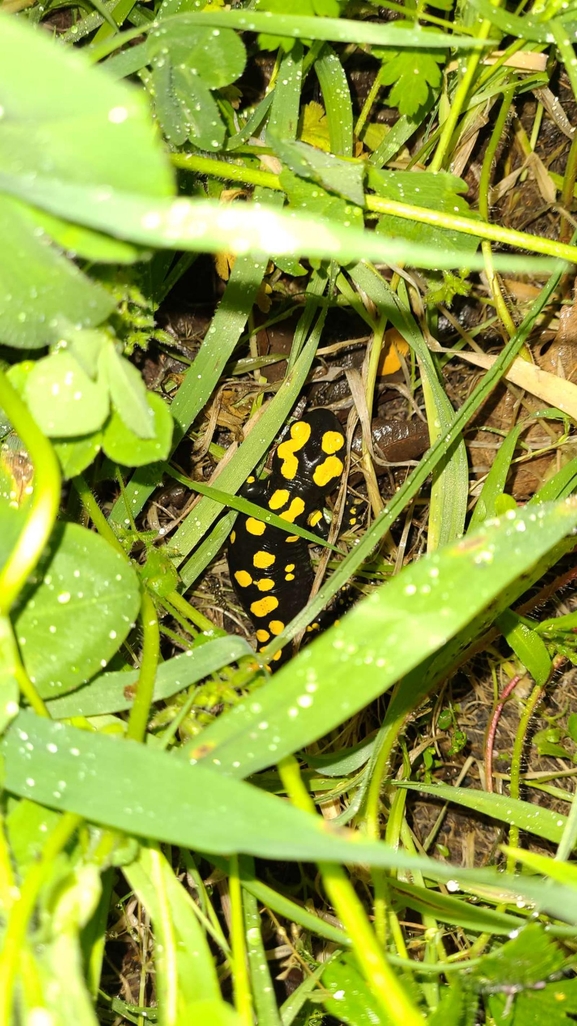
top-left (165, 589), bottom-right (220, 634)
top-left (429, 18), bottom-right (494, 172)
top-left (0, 370), bottom-right (61, 615)
top-left (507, 680), bottom-right (545, 869)
top-left (171, 152), bottom-right (577, 263)
top-left (126, 591), bottom-right (160, 743)
top-left (560, 124), bottom-right (577, 245)
top-left (278, 756), bottom-right (426, 1026)
top-left (229, 854), bottom-right (253, 1026)
top-left (74, 474), bottom-right (126, 557)
top-left (0, 811), bottom-right (82, 1026)
top-left (478, 89), bottom-right (517, 337)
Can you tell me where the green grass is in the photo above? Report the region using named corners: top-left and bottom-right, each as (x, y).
top-left (2, 2), bottom-right (577, 1024)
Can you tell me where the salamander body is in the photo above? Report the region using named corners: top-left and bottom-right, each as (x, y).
top-left (227, 409), bottom-right (346, 660)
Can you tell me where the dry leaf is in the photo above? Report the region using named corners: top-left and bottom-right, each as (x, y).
top-left (448, 348), bottom-right (577, 419)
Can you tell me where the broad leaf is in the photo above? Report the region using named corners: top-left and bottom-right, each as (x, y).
top-left (25, 351), bottom-right (109, 437)
top-left (102, 392), bottom-right (173, 466)
top-left (11, 522), bottom-right (140, 697)
top-left (191, 501), bottom-right (577, 777)
top-left (0, 196), bottom-right (114, 350)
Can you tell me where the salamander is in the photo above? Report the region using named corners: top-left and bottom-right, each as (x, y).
top-left (227, 409), bottom-right (346, 662)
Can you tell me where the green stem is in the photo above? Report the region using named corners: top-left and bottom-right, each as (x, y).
top-left (171, 152), bottom-right (577, 263)
top-left (429, 18), bottom-right (494, 172)
top-left (364, 688), bottom-right (407, 841)
top-left (507, 681), bottom-right (545, 869)
top-left (478, 89), bottom-right (513, 223)
top-left (560, 125), bottom-right (577, 245)
top-left (73, 474), bottom-right (126, 557)
top-left (165, 589), bottom-right (221, 635)
top-left (354, 64), bottom-right (385, 140)
top-left (126, 591), bottom-right (160, 743)
top-left (0, 812), bottom-right (82, 1026)
top-left (0, 370), bottom-right (61, 615)
top-left (278, 757), bottom-right (426, 1026)
top-left (551, 22), bottom-right (577, 113)
top-left (478, 89), bottom-right (517, 338)
top-left (172, 153), bottom-right (281, 190)
top-left (229, 854), bottom-right (253, 1026)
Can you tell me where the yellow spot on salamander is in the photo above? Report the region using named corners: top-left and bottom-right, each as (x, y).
top-left (285, 573), bottom-right (295, 581)
top-left (268, 620), bottom-right (285, 635)
top-left (307, 509), bottom-right (322, 527)
top-left (256, 628), bottom-right (270, 643)
top-left (234, 570), bottom-right (253, 588)
top-left (256, 578), bottom-right (275, 592)
top-left (253, 551), bottom-right (275, 569)
top-left (322, 429), bottom-right (344, 455)
top-left (277, 420), bottom-right (311, 480)
top-left (230, 531), bottom-right (236, 543)
top-left (285, 535), bottom-right (299, 543)
top-left (284, 564), bottom-right (295, 572)
top-left (313, 455), bottom-right (344, 488)
top-left (246, 517), bottom-right (265, 536)
top-left (247, 475), bottom-right (256, 483)
top-left (250, 596), bottom-right (279, 618)
top-left (268, 488), bottom-right (289, 510)
top-left (279, 496), bottom-right (306, 523)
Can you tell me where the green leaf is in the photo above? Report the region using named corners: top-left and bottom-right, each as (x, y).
top-left (0, 11), bottom-right (172, 346)
top-left (6, 710), bottom-right (577, 927)
top-left (0, 616), bottom-right (22, 734)
top-left (255, 0), bottom-right (344, 51)
top-left (273, 138), bottom-right (366, 206)
top-left (469, 424), bottom-right (523, 531)
top-left (469, 0), bottom-right (561, 42)
top-left (151, 60), bottom-right (226, 150)
top-left (33, 207), bottom-right (140, 265)
top-left (487, 979), bottom-right (577, 1026)
top-left (193, 502), bottom-right (577, 778)
top-left (146, 22), bottom-right (245, 151)
top-left (34, 925), bottom-right (100, 1026)
top-left (429, 981), bottom-right (476, 1026)
top-left (0, 13), bottom-right (173, 197)
top-left (44, 637), bottom-right (253, 718)
top-left (396, 782), bottom-right (567, 845)
top-left (369, 167), bottom-right (480, 258)
top-left (0, 195), bottom-right (114, 350)
top-left (11, 522), bottom-right (140, 698)
top-left (496, 608), bottom-right (552, 686)
top-left (0, 172), bottom-right (561, 276)
top-left (52, 433), bottom-right (103, 480)
top-left (472, 924), bottom-right (566, 990)
top-left (377, 46), bottom-right (444, 117)
top-left (280, 169), bottom-right (363, 228)
top-left (124, 845), bottom-right (223, 1017)
top-left (147, 21), bottom-right (246, 88)
top-left (108, 251), bottom-right (270, 526)
top-left (100, 344), bottom-right (155, 439)
top-left (391, 879), bottom-right (523, 934)
top-left (314, 43), bottom-right (353, 156)
top-left (6, 798), bottom-right (62, 872)
top-left (102, 392), bottom-right (173, 467)
top-left (24, 351), bottom-right (110, 438)
top-left (321, 953), bottom-right (389, 1025)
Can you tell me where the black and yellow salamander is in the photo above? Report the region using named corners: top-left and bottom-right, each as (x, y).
top-left (227, 409), bottom-right (346, 661)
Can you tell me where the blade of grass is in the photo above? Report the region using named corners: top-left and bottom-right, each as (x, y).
top-left (314, 43), bottom-right (353, 157)
top-left (109, 243), bottom-right (272, 527)
top-left (396, 782), bottom-right (567, 845)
